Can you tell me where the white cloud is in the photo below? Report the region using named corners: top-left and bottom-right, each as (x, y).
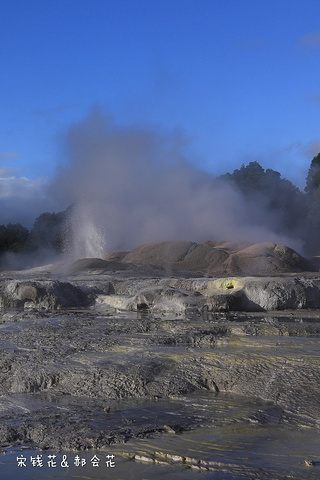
top-left (298, 31), bottom-right (320, 49)
top-left (309, 93), bottom-right (320, 105)
top-left (0, 176), bottom-right (62, 227)
top-left (240, 37), bottom-right (267, 50)
top-left (0, 151), bottom-right (20, 160)
top-left (305, 140), bottom-right (320, 158)
top-left (0, 176), bottom-right (48, 199)
top-left (0, 167), bottom-right (18, 177)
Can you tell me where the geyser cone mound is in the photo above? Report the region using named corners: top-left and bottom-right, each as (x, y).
top-left (121, 240), bottom-right (228, 274)
top-left (66, 258), bottom-right (131, 275)
top-left (121, 240), bottom-right (317, 276)
top-left (222, 242), bottom-right (316, 276)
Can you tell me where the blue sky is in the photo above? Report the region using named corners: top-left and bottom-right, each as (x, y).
top-left (1, 0), bottom-right (320, 225)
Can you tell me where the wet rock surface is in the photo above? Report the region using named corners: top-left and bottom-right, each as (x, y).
top-left (0, 308), bottom-right (319, 457)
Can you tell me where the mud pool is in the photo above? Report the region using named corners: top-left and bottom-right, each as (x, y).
top-left (0, 310), bottom-right (319, 479)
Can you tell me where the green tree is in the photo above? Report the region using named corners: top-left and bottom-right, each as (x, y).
top-left (220, 161), bottom-right (265, 192)
top-left (27, 210), bottom-right (68, 253)
top-left (220, 161), bottom-right (305, 233)
top-left (304, 153), bottom-right (320, 254)
top-left (0, 223), bottom-right (29, 253)
top-left (305, 153), bottom-right (320, 194)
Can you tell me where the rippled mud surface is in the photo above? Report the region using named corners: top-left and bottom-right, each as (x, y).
top-left (0, 309), bottom-right (320, 479)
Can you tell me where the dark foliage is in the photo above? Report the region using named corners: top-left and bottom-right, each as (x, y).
top-left (0, 223), bottom-right (29, 253)
top-left (219, 161), bottom-right (307, 237)
top-left (305, 153), bottom-right (320, 194)
top-left (303, 153), bottom-right (320, 253)
top-left (26, 209), bottom-right (71, 253)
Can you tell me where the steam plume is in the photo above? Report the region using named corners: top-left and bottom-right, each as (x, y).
top-left (52, 108), bottom-right (303, 259)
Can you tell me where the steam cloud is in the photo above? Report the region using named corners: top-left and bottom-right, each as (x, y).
top-left (52, 108), bottom-right (303, 259)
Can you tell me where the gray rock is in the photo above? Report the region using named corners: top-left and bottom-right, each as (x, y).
top-left (0, 279), bottom-right (90, 310)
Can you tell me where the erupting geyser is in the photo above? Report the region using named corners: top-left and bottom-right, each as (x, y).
top-left (67, 202), bottom-right (107, 260)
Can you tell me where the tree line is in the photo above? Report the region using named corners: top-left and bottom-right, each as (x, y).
top-left (1, 154), bottom-right (320, 259)
top-left (219, 153), bottom-right (320, 255)
top-left (0, 208), bottom-right (71, 259)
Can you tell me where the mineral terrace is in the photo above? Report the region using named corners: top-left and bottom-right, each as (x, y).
top-left (0, 240), bottom-right (319, 479)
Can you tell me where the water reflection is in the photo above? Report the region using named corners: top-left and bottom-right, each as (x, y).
top-left (1, 390), bottom-right (319, 480)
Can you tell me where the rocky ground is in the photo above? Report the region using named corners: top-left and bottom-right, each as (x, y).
top-left (0, 308), bottom-right (319, 453)
top-left (1, 240), bottom-right (320, 314)
top-left (0, 242), bottom-right (320, 478)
